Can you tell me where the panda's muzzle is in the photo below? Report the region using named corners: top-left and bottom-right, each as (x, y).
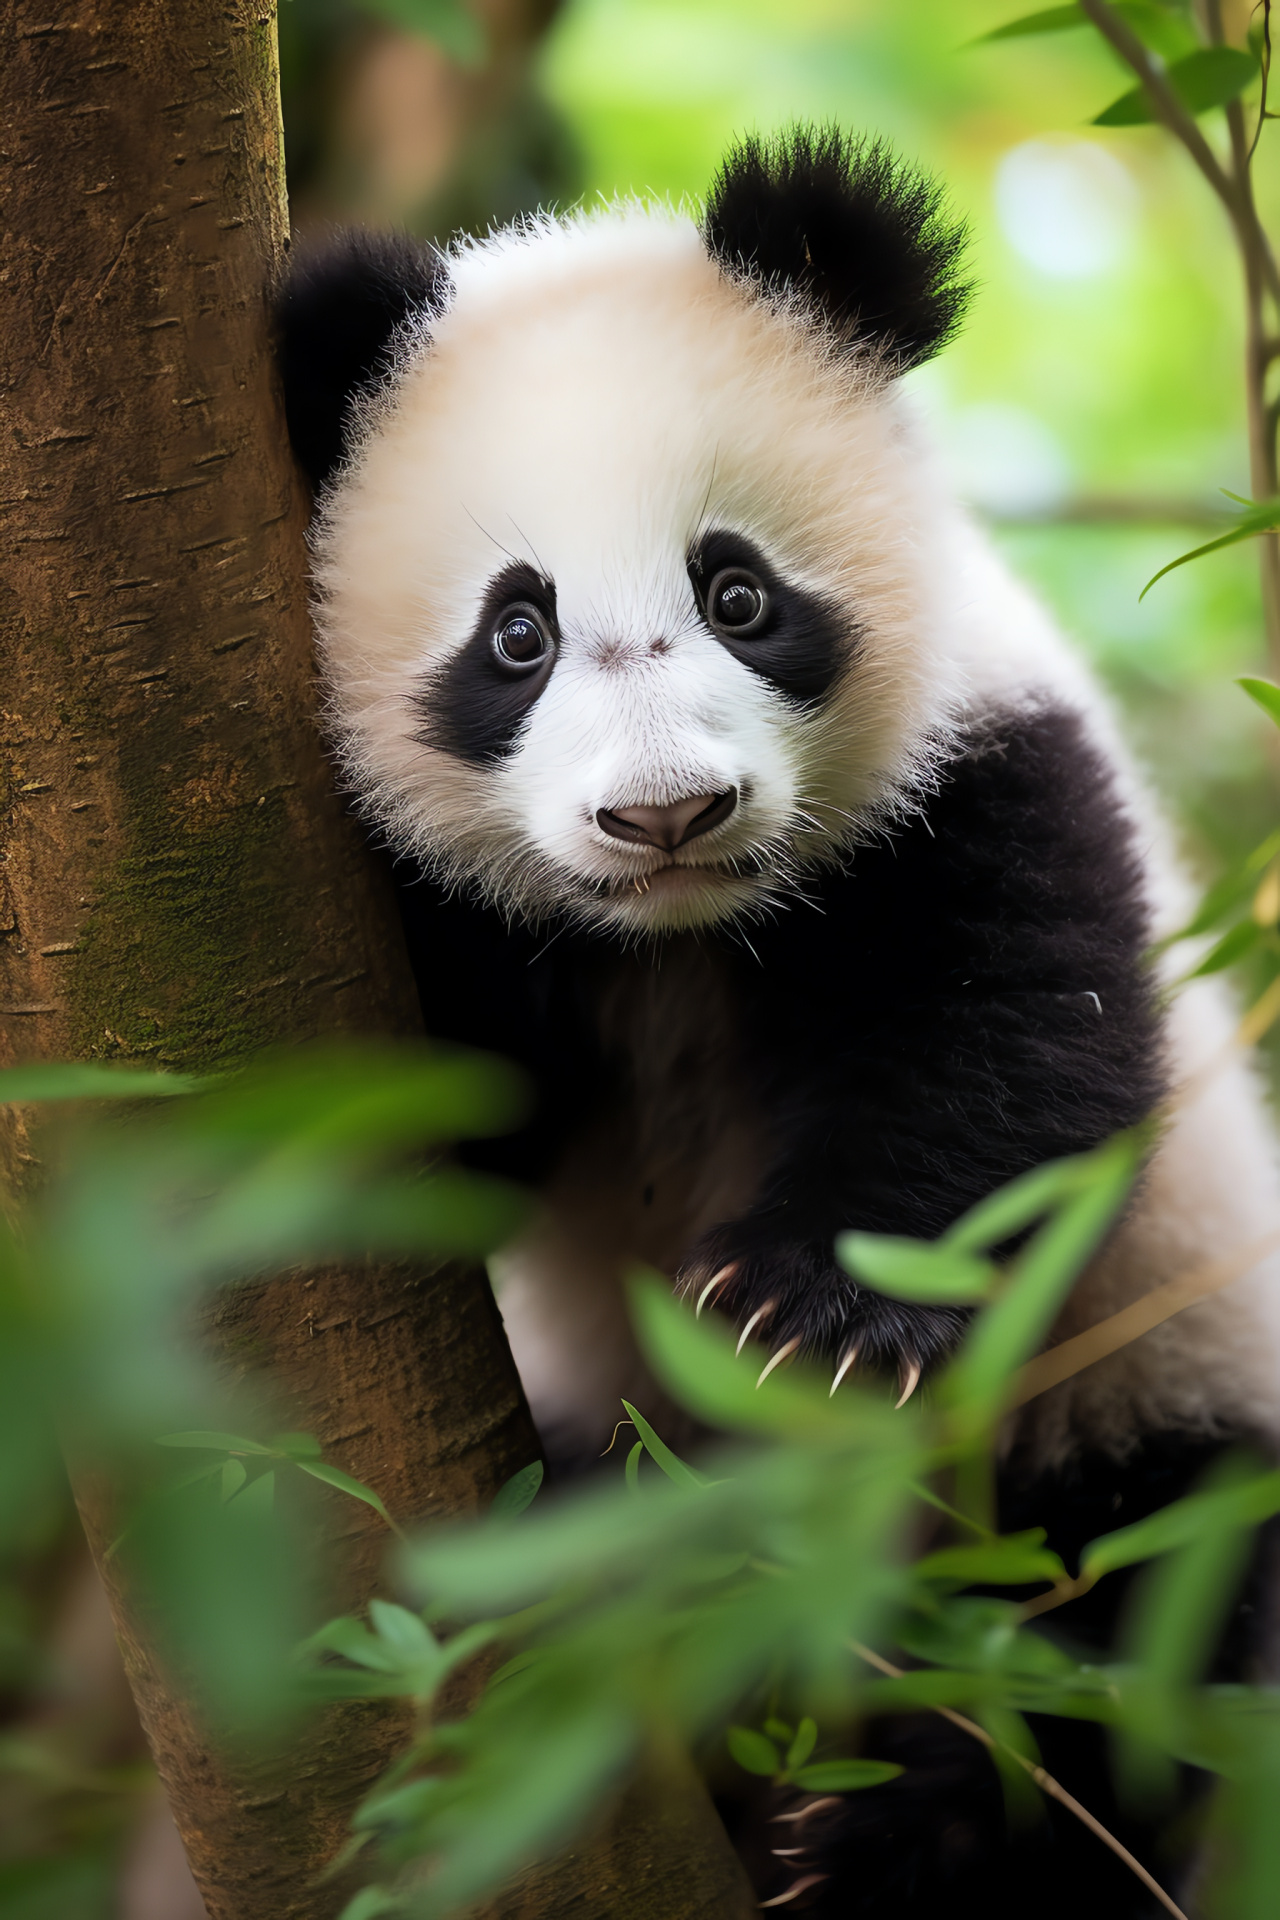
top-left (595, 788), bottom-right (738, 851)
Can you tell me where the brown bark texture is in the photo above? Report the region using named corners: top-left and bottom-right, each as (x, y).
top-left (0, 2), bottom-right (754, 1915)
top-left (0, 0), bottom-right (542, 1910)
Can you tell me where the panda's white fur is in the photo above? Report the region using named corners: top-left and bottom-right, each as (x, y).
top-left (305, 194), bottom-right (1280, 1473)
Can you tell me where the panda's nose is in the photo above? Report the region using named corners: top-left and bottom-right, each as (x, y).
top-left (596, 789), bottom-right (737, 850)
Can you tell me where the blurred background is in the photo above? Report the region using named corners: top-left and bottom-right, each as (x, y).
top-left (9, 3), bottom-right (1280, 1916)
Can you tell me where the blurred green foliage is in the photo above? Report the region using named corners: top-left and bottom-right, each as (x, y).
top-left (0, 1049), bottom-right (528, 1914)
top-left (0, 1080), bottom-right (1276, 1917)
top-left (286, 1132), bottom-right (1280, 1920)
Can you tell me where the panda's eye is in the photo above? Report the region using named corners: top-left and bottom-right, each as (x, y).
top-left (492, 601), bottom-right (555, 674)
top-left (706, 567), bottom-right (770, 639)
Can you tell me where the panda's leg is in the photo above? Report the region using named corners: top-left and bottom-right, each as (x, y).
top-left (489, 1153), bottom-right (675, 1474)
top-left (682, 705), bottom-right (1167, 1389)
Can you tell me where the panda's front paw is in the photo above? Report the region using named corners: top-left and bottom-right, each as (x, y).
top-left (680, 1227), bottom-right (970, 1404)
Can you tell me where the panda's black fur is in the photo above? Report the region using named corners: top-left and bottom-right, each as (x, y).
top-left (277, 127), bottom-right (1280, 1917)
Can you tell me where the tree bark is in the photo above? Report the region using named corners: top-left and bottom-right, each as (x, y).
top-left (0, 2), bottom-right (753, 1914)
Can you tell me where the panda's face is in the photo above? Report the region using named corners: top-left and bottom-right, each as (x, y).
top-left (312, 209), bottom-right (957, 937)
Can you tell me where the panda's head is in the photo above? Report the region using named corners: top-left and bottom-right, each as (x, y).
top-left (278, 128), bottom-right (970, 938)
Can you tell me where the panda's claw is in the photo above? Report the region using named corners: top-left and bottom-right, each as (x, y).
top-left (696, 1262), bottom-right (739, 1318)
top-left (736, 1298), bottom-right (777, 1355)
top-left (760, 1874), bottom-right (830, 1906)
top-left (895, 1356), bottom-right (922, 1409)
top-left (756, 1336), bottom-right (801, 1387)
top-left (770, 1798), bottom-right (841, 1824)
top-left (829, 1344), bottom-right (859, 1396)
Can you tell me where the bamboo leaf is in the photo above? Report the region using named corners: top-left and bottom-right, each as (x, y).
top-left (727, 1726), bottom-right (781, 1775)
top-left (491, 1461), bottom-right (544, 1518)
top-left (1187, 918), bottom-right (1260, 978)
top-left (620, 1399), bottom-right (705, 1489)
top-left (1095, 46), bottom-right (1258, 127)
top-left (785, 1717), bottom-right (818, 1771)
top-left (1240, 677), bottom-right (1280, 730)
top-left (969, 1), bottom-right (1188, 45)
top-left (338, 1886), bottom-right (404, 1920)
top-left (942, 1157), bottom-right (1097, 1257)
top-left (970, 3), bottom-right (1089, 38)
top-left (0, 1064), bottom-right (204, 1104)
top-left (836, 1233), bottom-right (996, 1304)
top-left (270, 1431), bottom-right (324, 1459)
top-left (791, 1759), bottom-right (904, 1790)
top-left (914, 1537), bottom-right (1066, 1588)
top-left (944, 1136), bottom-right (1139, 1420)
top-left (1082, 1468), bottom-right (1280, 1581)
top-left (295, 1459), bottom-right (397, 1529)
top-left (220, 1458), bottom-right (248, 1502)
top-left (156, 1430), bottom-right (275, 1455)
top-left (1141, 498), bottom-right (1280, 598)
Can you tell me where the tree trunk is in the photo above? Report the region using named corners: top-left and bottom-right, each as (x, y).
top-left (0, 1), bottom-right (752, 1914)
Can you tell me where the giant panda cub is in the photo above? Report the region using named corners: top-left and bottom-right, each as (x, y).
top-left (279, 129), bottom-right (1280, 1917)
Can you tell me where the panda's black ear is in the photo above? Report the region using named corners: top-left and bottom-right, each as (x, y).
top-left (702, 126), bottom-right (970, 372)
top-left (274, 229), bottom-right (450, 494)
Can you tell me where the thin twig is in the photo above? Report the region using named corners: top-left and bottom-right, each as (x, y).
top-left (1098, 0), bottom-right (1280, 665)
top-left (849, 1642), bottom-right (1191, 1920)
top-left (1010, 1228), bottom-right (1280, 1406)
top-left (1080, 3), bottom-right (1243, 231)
top-left (1248, 0), bottom-right (1272, 163)
top-left (984, 492), bottom-right (1231, 529)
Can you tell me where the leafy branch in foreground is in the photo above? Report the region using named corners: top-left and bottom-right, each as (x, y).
top-left (279, 1131), bottom-right (1273, 1920)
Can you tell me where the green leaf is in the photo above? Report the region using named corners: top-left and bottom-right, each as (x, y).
top-left (620, 1399), bottom-right (705, 1489)
top-left (943, 1156), bottom-right (1102, 1258)
top-left (358, 0), bottom-right (485, 67)
top-left (1240, 677), bottom-right (1280, 730)
top-left (914, 1536), bottom-right (1067, 1589)
top-left (1095, 46), bottom-right (1258, 125)
top-left (1141, 499), bottom-right (1280, 598)
top-left (1187, 918), bottom-right (1261, 978)
top-left (295, 1459), bottom-right (397, 1529)
top-left (624, 1441), bottom-right (643, 1492)
top-left (269, 1431), bottom-right (324, 1459)
top-left (970, 3), bottom-right (1088, 39)
top-left (785, 1717), bottom-right (818, 1771)
top-left (338, 1886), bottom-right (403, 1920)
top-left (491, 1461), bottom-right (544, 1517)
top-left (944, 1136), bottom-right (1139, 1421)
top-left (0, 1064), bottom-right (205, 1104)
top-left (968, 1), bottom-right (1187, 44)
top-left (855, 1668), bottom-right (1000, 1711)
top-left (837, 1233), bottom-right (996, 1304)
top-left (727, 1725), bottom-right (781, 1775)
top-left (220, 1458), bottom-right (247, 1502)
top-left (155, 1430), bottom-right (275, 1454)
top-left (302, 1614), bottom-right (405, 1673)
top-left (1082, 1468), bottom-right (1280, 1581)
top-left (369, 1599), bottom-right (442, 1673)
top-left (792, 1759), bottom-right (904, 1790)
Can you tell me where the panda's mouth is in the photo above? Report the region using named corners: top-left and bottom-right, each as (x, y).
top-left (600, 854), bottom-right (767, 895)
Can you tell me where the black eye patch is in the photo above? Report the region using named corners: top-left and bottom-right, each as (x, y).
top-left (687, 529), bottom-right (854, 706)
top-left (412, 562), bottom-right (559, 764)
